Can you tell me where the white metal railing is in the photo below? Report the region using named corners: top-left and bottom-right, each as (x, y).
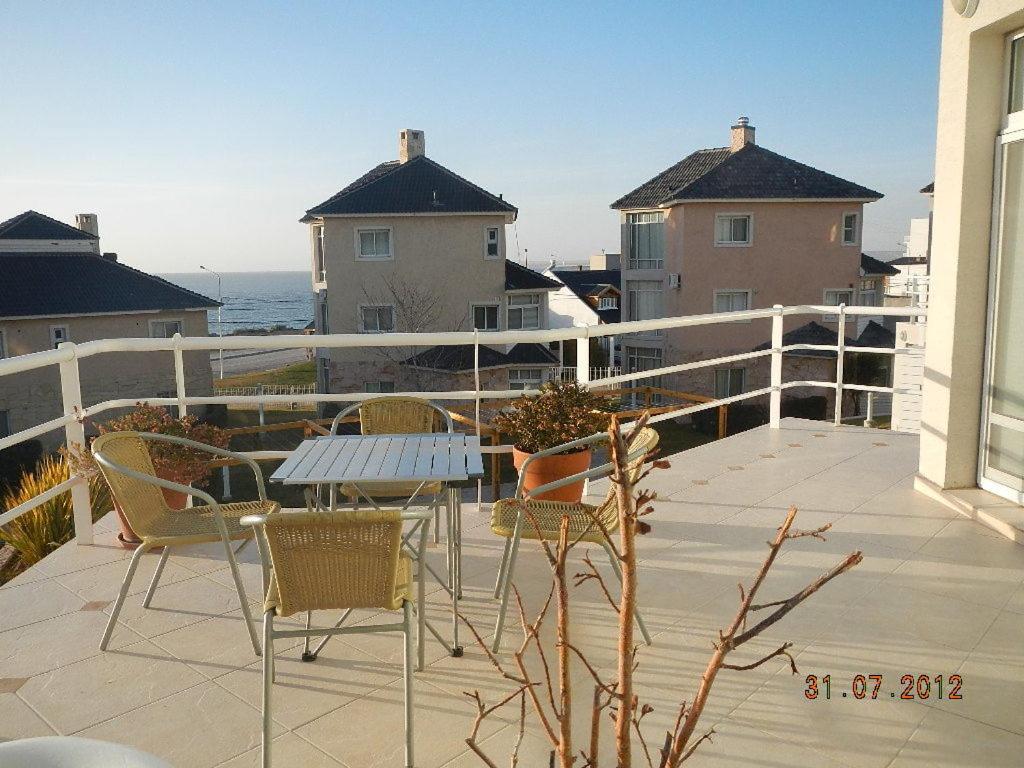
top-left (0, 303), bottom-right (926, 545)
top-left (214, 383), bottom-right (317, 397)
top-left (554, 366), bottom-right (621, 382)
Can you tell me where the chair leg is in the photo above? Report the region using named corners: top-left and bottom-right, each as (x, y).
top-left (142, 546), bottom-right (171, 609)
top-left (302, 611), bottom-right (313, 660)
top-left (262, 610), bottom-right (274, 768)
top-left (221, 535), bottom-right (261, 656)
top-left (491, 525), bottom-right (522, 653)
top-left (417, 550), bottom-right (426, 671)
top-left (432, 494), bottom-right (440, 545)
top-left (100, 542), bottom-right (150, 650)
top-left (601, 540), bottom-right (652, 646)
top-left (493, 536), bottom-right (513, 599)
top-left (403, 600), bottom-right (414, 768)
top-left (446, 491), bottom-right (454, 590)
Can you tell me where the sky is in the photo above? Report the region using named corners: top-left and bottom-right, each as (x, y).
top-left (0, 1), bottom-right (941, 274)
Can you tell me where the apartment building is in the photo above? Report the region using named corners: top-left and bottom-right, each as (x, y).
top-left (0, 210), bottom-right (217, 447)
top-left (611, 118), bottom-right (884, 403)
top-left (302, 130), bottom-right (559, 396)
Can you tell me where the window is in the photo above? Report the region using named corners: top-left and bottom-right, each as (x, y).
top-left (1009, 35), bottom-right (1024, 114)
top-left (715, 214), bottom-right (752, 246)
top-left (485, 227), bottom-right (500, 259)
top-left (627, 212), bottom-right (665, 269)
top-left (365, 381), bottom-right (396, 393)
top-left (597, 296), bottom-right (618, 310)
top-left (509, 368), bottom-right (544, 391)
top-left (507, 294), bottom-right (541, 329)
top-left (359, 305), bottom-right (395, 333)
top-left (842, 212), bottom-right (859, 246)
top-left (356, 228), bottom-right (392, 260)
top-left (319, 298), bottom-right (329, 334)
top-left (626, 280), bottom-right (664, 335)
top-left (823, 289), bottom-right (854, 322)
top-left (625, 346), bottom-right (664, 402)
top-left (150, 320), bottom-right (183, 338)
top-left (318, 357), bottom-right (330, 391)
top-left (713, 290), bottom-right (751, 313)
top-left (715, 368), bottom-right (746, 398)
top-left (472, 304), bottom-right (499, 331)
top-left (313, 225), bottom-right (325, 281)
top-left (0, 410), bottom-right (10, 438)
top-left (49, 325), bottom-right (69, 349)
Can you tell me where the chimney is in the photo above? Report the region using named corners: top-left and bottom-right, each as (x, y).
top-left (75, 213), bottom-right (98, 237)
top-left (399, 129), bottom-right (425, 163)
top-left (730, 117), bottom-right (755, 152)
top-left (102, 252), bottom-right (117, 262)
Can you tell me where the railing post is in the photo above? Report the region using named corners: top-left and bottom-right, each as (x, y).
top-left (769, 304), bottom-right (784, 428)
top-left (58, 342), bottom-right (93, 546)
top-left (717, 404), bottom-right (728, 439)
top-left (257, 383), bottom-right (265, 427)
top-left (865, 391), bottom-right (875, 428)
top-left (834, 304), bottom-right (847, 425)
top-left (575, 336), bottom-right (590, 385)
top-left (172, 332), bottom-right (187, 419)
top-left (221, 465), bottom-right (233, 500)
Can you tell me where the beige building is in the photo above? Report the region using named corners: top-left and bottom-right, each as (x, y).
top-left (0, 210), bottom-right (217, 448)
top-left (916, 0), bottom-right (1024, 528)
top-left (611, 119), bottom-right (887, 412)
top-left (301, 130), bottom-right (559, 398)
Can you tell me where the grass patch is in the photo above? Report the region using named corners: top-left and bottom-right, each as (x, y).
top-left (216, 361), bottom-right (315, 389)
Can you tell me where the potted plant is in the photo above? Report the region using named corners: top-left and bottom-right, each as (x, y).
top-left (493, 381), bottom-right (611, 502)
top-left (71, 403), bottom-right (229, 548)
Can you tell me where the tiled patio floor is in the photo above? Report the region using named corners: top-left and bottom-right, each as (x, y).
top-left (1, 418), bottom-right (1022, 767)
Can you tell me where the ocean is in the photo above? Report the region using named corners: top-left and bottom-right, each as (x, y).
top-left (159, 271), bottom-right (313, 334)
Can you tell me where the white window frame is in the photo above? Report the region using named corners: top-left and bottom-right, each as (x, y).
top-left (484, 227), bottom-right (501, 260)
top-left (842, 212), bottom-right (860, 246)
top-left (355, 227), bottom-right (394, 261)
top-left (712, 289), bottom-right (752, 318)
top-left (0, 329), bottom-right (6, 359)
top-left (597, 295), bottom-right (618, 310)
top-left (507, 294), bottom-right (541, 330)
top-left (626, 279), bottom-right (664, 336)
top-left (312, 225), bottom-right (326, 282)
top-left (49, 324), bottom-right (69, 349)
top-left (1005, 30), bottom-right (1024, 133)
top-left (626, 211), bottom-right (666, 270)
top-left (358, 304), bottom-right (396, 333)
top-left (715, 367), bottom-right (747, 399)
top-left (149, 319), bottom-right (183, 338)
top-left (508, 368), bottom-right (544, 391)
top-left (822, 289), bottom-right (854, 322)
top-left (365, 381), bottom-right (396, 393)
top-left (714, 213), bottom-right (753, 247)
top-left (472, 303), bottom-right (500, 331)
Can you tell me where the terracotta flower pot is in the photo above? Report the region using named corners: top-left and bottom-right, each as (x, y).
top-left (513, 448), bottom-right (592, 503)
top-left (113, 480), bottom-right (188, 549)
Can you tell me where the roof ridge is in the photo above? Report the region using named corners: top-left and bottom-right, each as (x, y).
top-left (305, 160), bottom-right (403, 213)
top-left (86, 253), bottom-right (220, 307)
top-left (610, 147), bottom-right (732, 209)
top-left (0, 209), bottom-right (99, 240)
top-left (418, 156), bottom-right (517, 212)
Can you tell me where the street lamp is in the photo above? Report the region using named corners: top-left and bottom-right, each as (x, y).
top-left (199, 265), bottom-right (224, 379)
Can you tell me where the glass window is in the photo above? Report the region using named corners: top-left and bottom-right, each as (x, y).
top-left (1010, 36), bottom-right (1024, 114)
top-left (365, 381), bottom-right (396, 393)
top-left (509, 368), bottom-right (544, 390)
top-left (625, 345), bottom-right (664, 402)
top-left (507, 294), bottom-right (541, 329)
top-left (626, 280), bottom-right (664, 335)
top-left (713, 290), bottom-right (750, 313)
top-left (842, 213), bottom-right (859, 245)
top-left (319, 298), bottom-right (329, 334)
top-left (823, 290), bottom-right (854, 322)
top-left (715, 368), bottom-right (746, 398)
top-left (597, 296), bottom-right (618, 310)
top-left (360, 305), bottom-right (395, 332)
top-left (358, 229), bottom-right (392, 259)
top-left (715, 214), bottom-right (751, 245)
top-left (626, 212), bottom-right (665, 269)
top-left (150, 320), bottom-right (183, 338)
top-left (473, 304), bottom-right (499, 331)
top-left (485, 227), bottom-right (500, 259)
top-left (49, 325), bottom-right (69, 348)
top-left (313, 225), bottom-right (325, 280)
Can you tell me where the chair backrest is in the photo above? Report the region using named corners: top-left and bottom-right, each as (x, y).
top-left (91, 431), bottom-right (171, 538)
top-left (261, 510), bottom-right (405, 616)
top-left (594, 426), bottom-right (660, 518)
top-left (348, 396), bottom-right (448, 436)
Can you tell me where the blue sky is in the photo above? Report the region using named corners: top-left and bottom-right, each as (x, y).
top-left (0, 1), bottom-right (940, 273)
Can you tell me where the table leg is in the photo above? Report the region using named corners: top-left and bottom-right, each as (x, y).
top-left (451, 486), bottom-right (463, 657)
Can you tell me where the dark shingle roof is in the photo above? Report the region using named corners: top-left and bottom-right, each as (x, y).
top-left (505, 260), bottom-right (561, 291)
top-left (753, 321), bottom-right (854, 358)
top-left (551, 268), bottom-right (621, 323)
top-left (853, 320), bottom-right (896, 349)
top-left (920, 182), bottom-right (934, 194)
top-left (612, 144), bottom-right (882, 209)
top-left (861, 253), bottom-right (899, 276)
top-left (305, 156), bottom-right (517, 217)
top-left (0, 210), bottom-right (98, 240)
top-left (0, 253), bottom-right (219, 318)
top-left (888, 256), bottom-right (928, 266)
top-left (402, 342), bottom-right (557, 372)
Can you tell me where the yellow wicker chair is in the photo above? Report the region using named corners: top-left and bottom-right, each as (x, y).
top-left (91, 431), bottom-right (280, 655)
top-left (242, 508), bottom-right (427, 768)
top-left (490, 426), bottom-right (659, 651)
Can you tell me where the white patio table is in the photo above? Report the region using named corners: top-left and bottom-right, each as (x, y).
top-left (270, 433), bottom-right (485, 657)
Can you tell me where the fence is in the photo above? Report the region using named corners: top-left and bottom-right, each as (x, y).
top-left (0, 303), bottom-right (926, 545)
top-left (213, 383), bottom-right (316, 398)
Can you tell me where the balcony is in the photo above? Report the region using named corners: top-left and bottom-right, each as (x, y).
top-left (1, 305), bottom-right (1021, 766)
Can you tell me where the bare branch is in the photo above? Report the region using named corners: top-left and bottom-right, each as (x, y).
top-left (573, 553), bottom-right (621, 614)
top-left (679, 729), bottom-right (715, 763)
top-left (721, 643), bottom-right (797, 674)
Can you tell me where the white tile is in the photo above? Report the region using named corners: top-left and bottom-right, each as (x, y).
top-left (888, 707), bottom-right (1024, 768)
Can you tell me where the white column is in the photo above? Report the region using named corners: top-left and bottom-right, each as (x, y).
top-left (769, 305), bottom-right (783, 428)
top-left (58, 342), bottom-right (93, 545)
top-left (575, 336), bottom-right (590, 384)
top-left (834, 304), bottom-right (847, 425)
top-left (172, 333), bottom-right (187, 419)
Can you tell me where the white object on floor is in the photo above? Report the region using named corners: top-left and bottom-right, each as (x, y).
top-left (0, 736), bottom-right (171, 767)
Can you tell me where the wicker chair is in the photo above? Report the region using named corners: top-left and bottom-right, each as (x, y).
top-left (242, 508), bottom-right (428, 768)
top-left (91, 431), bottom-right (280, 655)
top-left (329, 396), bottom-right (454, 543)
top-left (490, 426), bottom-right (659, 651)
